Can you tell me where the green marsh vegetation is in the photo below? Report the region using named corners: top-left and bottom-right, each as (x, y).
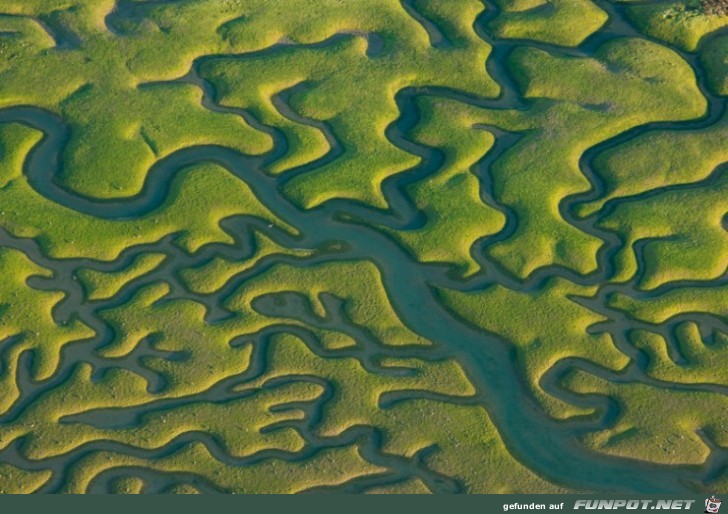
top-left (0, 0), bottom-right (725, 494)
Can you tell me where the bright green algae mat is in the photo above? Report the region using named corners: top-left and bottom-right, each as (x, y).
top-left (0, 0), bottom-right (726, 494)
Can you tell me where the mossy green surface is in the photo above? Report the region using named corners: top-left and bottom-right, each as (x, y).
top-left (0, 248), bottom-right (94, 409)
top-left (439, 278), bottom-right (630, 418)
top-left (364, 478), bottom-right (432, 494)
top-left (109, 476), bottom-right (146, 494)
top-left (0, 0), bottom-right (725, 494)
top-left (179, 231), bottom-right (314, 294)
top-left (198, 2), bottom-right (498, 208)
top-left (562, 368), bottom-right (727, 465)
top-left (577, 111), bottom-right (728, 217)
top-left (599, 173), bottom-right (728, 289)
top-left (374, 400), bottom-right (570, 493)
top-left (62, 443), bottom-right (386, 494)
top-left (631, 325), bottom-right (728, 386)
top-left (225, 260), bottom-right (433, 347)
top-left (406, 37), bottom-right (707, 278)
top-left (608, 285), bottom-right (728, 324)
top-left (390, 105), bottom-right (505, 275)
top-left (236, 334), bottom-right (475, 436)
top-left (78, 253), bottom-right (166, 300)
top-left (623, 1), bottom-right (728, 51)
top-left (701, 33), bottom-right (728, 95)
top-left (96, 283), bottom-right (255, 391)
top-left (0, 123), bottom-right (293, 260)
top-left (0, 464), bottom-right (52, 493)
top-left (489, 0), bottom-right (608, 47)
top-left (6, 367), bottom-right (321, 460)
